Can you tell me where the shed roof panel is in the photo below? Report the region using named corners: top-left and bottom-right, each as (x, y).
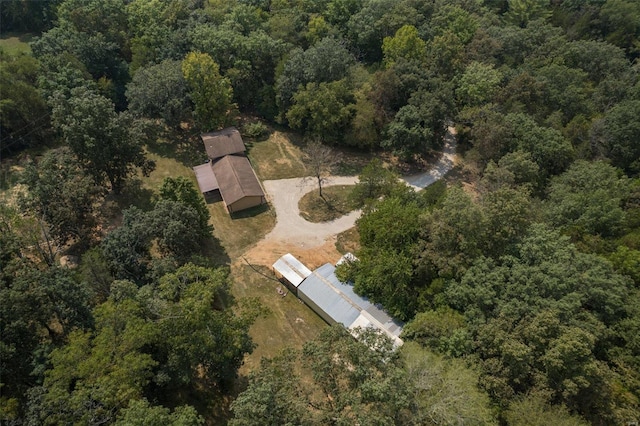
top-left (193, 163), bottom-right (219, 193)
top-left (273, 253), bottom-right (312, 287)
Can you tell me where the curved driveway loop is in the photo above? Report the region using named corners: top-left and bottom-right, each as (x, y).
top-left (261, 127), bottom-right (457, 249)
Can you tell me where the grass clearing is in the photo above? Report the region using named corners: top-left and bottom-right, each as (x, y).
top-left (143, 151), bottom-right (276, 260)
top-left (247, 130), bottom-right (307, 180)
top-left (298, 185), bottom-right (358, 223)
top-left (0, 32), bottom-right (34, 55)
top-left (232, 262), bottom-right (327, 374)
top-left (207, 202), bottom-right (275, 261)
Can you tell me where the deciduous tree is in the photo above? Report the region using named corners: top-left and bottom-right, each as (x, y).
top-left (50, 86), bottom-right (154, 193)
top-left (182, 52), bottom-right (234, 131)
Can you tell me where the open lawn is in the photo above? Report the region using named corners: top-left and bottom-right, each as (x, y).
top-left (232, 262), bottom-right (327, 374)
top-left (298, 185), bottom-right (358, 223)
top-left (247, 130), bottom-right (308, 180)
top-left (0, 32), bottom-right (34, 55)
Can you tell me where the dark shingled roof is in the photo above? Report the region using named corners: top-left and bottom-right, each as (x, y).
top-left (212, 155), bottom-right (265, 206)
top-left (192, 163), bottom-right (219, 193)
top-left (201, 127), bottom-right (246, 160)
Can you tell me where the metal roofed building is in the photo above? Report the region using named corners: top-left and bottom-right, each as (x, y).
top-left (297, 262), bottom-right (404, 348)
top-left (272, 253), bottom-right (313, 293)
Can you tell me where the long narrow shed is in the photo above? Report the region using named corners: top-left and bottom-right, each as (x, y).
top-left (273, 254), bottom-right (404, 347)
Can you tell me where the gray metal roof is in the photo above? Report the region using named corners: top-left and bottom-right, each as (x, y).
top-left (272, 253), bottom-right (312, 287)
top-left (298, 263), bottom-right (404, 345)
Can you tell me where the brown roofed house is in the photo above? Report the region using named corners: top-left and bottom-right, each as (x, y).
top-left (202, 127), bottom-right (246, 160)
top-left (212, 155), bottom-right (265, 213)
top-left (193, 127), bottom-right (266, 214)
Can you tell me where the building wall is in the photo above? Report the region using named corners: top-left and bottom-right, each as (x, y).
top-left (298, 290), bottom-right (336, 326)
top-left (227, 196), bottom-right (265, 213)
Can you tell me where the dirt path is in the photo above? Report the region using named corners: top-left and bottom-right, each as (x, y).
top-left (244, 127), bottom-right (457, 265)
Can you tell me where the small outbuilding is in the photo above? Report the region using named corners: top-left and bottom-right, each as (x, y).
top-left (202, 127), bottom-right (246, 159)
top-left (272, 253), bottom-right (313, 294)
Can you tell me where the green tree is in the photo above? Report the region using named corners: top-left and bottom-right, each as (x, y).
top-left (50, 86), bottom-right (154, 193)
top-left (275, 37), bottom-right (355, 116)
top-left (382, 24), bottom-right (426, 67)
top-left (152, 264), bottom-right (255, 389)
top-left (457, 61), bottom-right (503, 108)
top-left (20, 147), bottom-right (103, 247)
top-left (445, 225), bottom-right (634, 421)
top-left (382, 104), bottom-right (434, 161)
top-left (504, 394), bottom-right (589, 426)
top-left (350, 159), bottom-right (403, 207)
top-left (545, 160), bottom-right (630, 237)
top-left (345, 195), bottom-right (424, 319)
top-left (115, 399), bottom-right (204, 426)
top-left (600, 0), bottom-right (640, 58)
top-left (286, 80), bottom-right (355, 143)
top-left (504, 0), bottom-right (552, 27)
top-left (182, 52), bottom-right (234, 131)
top-left (1, 262), bottom-right (92, 407)
top-left (231, 326), bottom-right (412, 425)
top-left (418, 186), bottom-right (485, 278)
top-left (504, 113), bottom-right (574, 176)
top-left (602, 100), bottom-right (640, 173)
top-left (158, 176), bottom-right (212, 237)
top-left (126, 60), bottom-right (190, 128)
top-left (402, 343), bottom-right (497, 425)
top-left (31, 23), bottom-right (130, 105)
top-left (27, 281), bottom-right (158, 425)
top-left (0, 52), bottom-right (51, 154)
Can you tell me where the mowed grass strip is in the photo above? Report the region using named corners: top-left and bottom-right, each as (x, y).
top-left (299, 185), bottom-right (358, 222)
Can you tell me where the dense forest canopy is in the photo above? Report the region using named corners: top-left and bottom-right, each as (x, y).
top-left (1, 0), bottom-right (640, 424)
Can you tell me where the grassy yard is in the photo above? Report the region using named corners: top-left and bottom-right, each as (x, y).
top-left (0, 32), bottom-right (34, 55)
top-left (141, 151), bottom-right (276, 260)
top-left (232, 263), bottom-right (327, 374)
top-left (246, 130), bottom-right (308, 180)
top-left (298, 185), bottom-right (358, 222)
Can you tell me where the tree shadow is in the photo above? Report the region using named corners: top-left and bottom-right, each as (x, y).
top-left (200, 234), bottom-right (231, 267)
top-left (146, 126), bottom-right (207, 168)
top-left (104, 177), bottom-right (155, 214)
top-left (230, 203), bottom-right (271, 220)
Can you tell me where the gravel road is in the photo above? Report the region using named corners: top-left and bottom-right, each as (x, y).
top-left (261, 127), bottom-right (457, 249)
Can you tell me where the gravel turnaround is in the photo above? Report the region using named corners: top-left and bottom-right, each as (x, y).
top-left (261, 127), bottom-right (457, 249)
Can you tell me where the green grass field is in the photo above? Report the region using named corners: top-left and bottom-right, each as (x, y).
top-left (298, 184), bottom-right (358, 222)
top-left (0, 32), bottom-right (34, 55)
